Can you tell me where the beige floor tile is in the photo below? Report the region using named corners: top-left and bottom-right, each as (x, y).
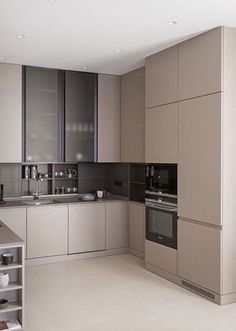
top-left (25, 254), bottom-right (236, 331)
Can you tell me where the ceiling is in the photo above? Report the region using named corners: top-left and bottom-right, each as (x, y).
top-left (1, 0), bottom-right (236, 75)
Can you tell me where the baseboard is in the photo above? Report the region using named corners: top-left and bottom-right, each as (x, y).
top-left (26, 247), bottom-right (129, 266)
top-left (129, 247), bottom-right (144, 259)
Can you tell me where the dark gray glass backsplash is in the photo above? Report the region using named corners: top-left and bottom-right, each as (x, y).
top-left (0, 163), bottom-right (130, 198)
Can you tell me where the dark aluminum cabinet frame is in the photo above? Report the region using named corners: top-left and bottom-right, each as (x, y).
top-left (23, 66), bottom-right (98, 163)
top-left (65, 71), bottom-right (97, 163)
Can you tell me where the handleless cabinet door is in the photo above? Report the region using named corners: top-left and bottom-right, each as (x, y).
top-left (69, 203), bottom-right (106, 254)
top-left (178, 220), bottom-right (221, 293)
top-left (145, 103), bottom-right (177, 163)
top-left (0, 64), bottom-right (22, 163)
top-left (178, 93), bottom-right (221, 226)
top-left (24, 66), bottom-right (62, 163)
top-left (106, 202), bottom-right (128, 249)
top-left (129, 202), bottom-right (145, 253)
top-left (178, 27), bottom-right (223, 100)
top-left (145, 46), bottom-right (177, 108)
top-left (98, 74), bottom-right (120, 162)
top-left (121, 67), bottom-right (145, 162)
top-left (27, 205), bottom-right (68, 259)
top-left (65, 71), bottom-right (97, 162)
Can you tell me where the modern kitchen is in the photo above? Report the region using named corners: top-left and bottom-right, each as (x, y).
top-left (1, 1), bottom-right (236, 330)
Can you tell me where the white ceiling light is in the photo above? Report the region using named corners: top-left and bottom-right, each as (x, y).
top-left (83, 66), bottom-right (88, 70)
top-left (0, 57), bottom-right (6, 61)
top-left (16, 33), bottom-right (26, 39)
top-left (115, 49), bottom-right (122, 53)
top-left (168, 20), bottom-right (178, 25)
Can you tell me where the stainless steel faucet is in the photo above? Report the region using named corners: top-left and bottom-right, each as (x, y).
top-left (32, 172), bottom-right (43, 200)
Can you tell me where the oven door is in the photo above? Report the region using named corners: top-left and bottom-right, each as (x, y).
top-left (145, 205), bottom-right (177, 249)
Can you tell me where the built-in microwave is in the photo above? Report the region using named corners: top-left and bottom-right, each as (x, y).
top-left (145, 164), bottom-right (177, 196)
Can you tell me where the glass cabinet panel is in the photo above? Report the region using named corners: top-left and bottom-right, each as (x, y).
top-left (24, 66), bottom-right (62, 162)
top-left (65, 71), bottom-right (97, 162)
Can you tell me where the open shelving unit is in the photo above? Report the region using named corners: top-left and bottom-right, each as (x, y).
top-left (0, 244), bottom-right (24, 330)
top-left (21, 163), bottom-right (79, 196)
top-left (129, 164), bottom-right (145, 203)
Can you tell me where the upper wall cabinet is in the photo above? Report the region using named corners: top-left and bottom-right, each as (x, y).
top-left (121, 67), bottom-right (145, 163)
top-left (24, 66), bottom-right (63, 163)
top-left (178, 93), bottom-right (221, 226)
top-left (98, 74), bottom-right (120, 162)
top-left (0, 64), bottom-right (22, 163)
top-left (145, 46), bottom-right (178, 108)
top-left (178, 27), bottom-right (223, 100)
top-left (65, 71), bottom-right (97, 162)
top-left (145, 103), bottom-right (177, 163)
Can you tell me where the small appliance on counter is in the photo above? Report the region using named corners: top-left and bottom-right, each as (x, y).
top-left (145, 164), bottom-right (178, 249)
top-left (0, 185), bottom-right (5, 204)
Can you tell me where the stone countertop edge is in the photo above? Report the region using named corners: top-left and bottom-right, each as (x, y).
top-left (0, 221), bottom-right (24, 246)
top-left (0, 195), bottom-right (130, 209)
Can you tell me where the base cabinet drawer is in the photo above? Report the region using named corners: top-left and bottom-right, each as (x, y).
top-left (145, 240), bottom-right (177, 275)
top-left (178, 220), bottom-right (221, 293)
top-left (27, 205), bottom-right (68, 259)
top-left (106, 202), bottom-right (128, 249)
top-left (69, 203), bottom-right (106, 254)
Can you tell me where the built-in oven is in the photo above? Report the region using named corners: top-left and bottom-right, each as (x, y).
top-left (145, 164), bottom-right (177, 195)
top-left (145, 197), bottom-right (177, 249)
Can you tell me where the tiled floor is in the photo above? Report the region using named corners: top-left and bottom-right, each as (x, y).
top-left (25, 254), bottom-right (236, 331)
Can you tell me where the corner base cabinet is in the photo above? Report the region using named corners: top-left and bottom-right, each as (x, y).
top-left (69, 203), bottom-right (106, 254)
top-left (128, 202), bottom-right (145, 253)
top-left (106, 202), bottom-right (128, 249)
top-left (27, 205), bottom-right (68, 259)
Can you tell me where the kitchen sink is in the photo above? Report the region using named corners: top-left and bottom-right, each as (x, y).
top-left (23, 199), bottom-right (57, 206)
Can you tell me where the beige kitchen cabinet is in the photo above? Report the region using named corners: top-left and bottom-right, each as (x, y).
top-left (178, 93), bottom-right (221, 226)
top-left (121, 67), bottom-right (145, 162)
top-left (178, 27), bottom-right (223, 100)
top-left (98, 74), bottom-right (120, 162)
top-left (27, 205), bottom-right (68, 259)
top-left (106, 202), bottom-right (128, 249)
top-left (129, 202), bottom-right (145, 253)
top-left (69, 203), bottom-right (106, 254)
top-left (145, 103), bottom-right (177, 163)
top-left (0, 208), bottom-right (26, 242)
top-left (178, 220), bottom-right (221, 293)
top-left (145, 240), bottom-right (177, 275)
top-left (0, 64), bottom-right (22, 162)
top-left (145, 46), bottom-right (177, 108)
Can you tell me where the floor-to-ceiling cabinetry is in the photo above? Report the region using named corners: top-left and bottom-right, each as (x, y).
top-left (145, 26), bottom-right (236, 305)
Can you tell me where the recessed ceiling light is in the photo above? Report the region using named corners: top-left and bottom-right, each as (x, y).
top-left (115, 49), bottom-right (122, 53)
top-left (83, 66), bottom-right (88, 70)
top-left (168, 20), bottom-right (178, 25)
top-left (16, 34), bottom-right (26, 39)
top-left (0, 57), bottom-right (6, 61)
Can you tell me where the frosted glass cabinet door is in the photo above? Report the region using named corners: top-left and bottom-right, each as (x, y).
top-left (65, 71), bottom-right (97, 162)
top-left (24, 66), bottom-right (62, 162)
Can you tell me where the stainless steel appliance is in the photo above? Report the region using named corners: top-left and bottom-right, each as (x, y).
top-left (145, 164), bottom-right (177, 249)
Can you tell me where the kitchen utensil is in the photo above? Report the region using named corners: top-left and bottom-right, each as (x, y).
top-left (0, 299), bottom-right (8, 309)
top-left (0, 273), bottom-right (9, 288)
top-left (2, 254), bottom-right (13, 265)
